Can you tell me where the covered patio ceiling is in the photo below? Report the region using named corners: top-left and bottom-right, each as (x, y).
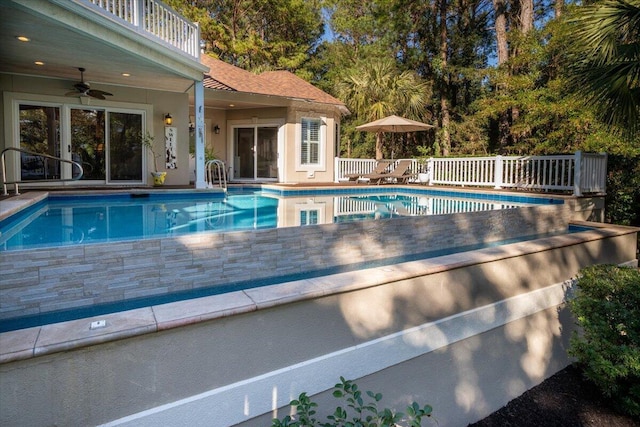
top-left (0, 0), bottom-right (206, 94)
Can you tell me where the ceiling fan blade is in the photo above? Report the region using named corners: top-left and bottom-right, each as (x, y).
top-left (89, 89), bottom-right (113, 97)
top-left (87, 91), bottom-right (106, 100)
top-left (65, 90), bottom-right (81, 97)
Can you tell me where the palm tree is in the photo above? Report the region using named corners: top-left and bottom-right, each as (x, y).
top-left (568, 0), bottom-right (640, 137)
top-left (336, 59), bottom-right (430, 159)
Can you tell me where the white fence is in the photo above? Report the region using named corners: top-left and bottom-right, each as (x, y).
top-left (82, 0), bottom-right (200, 59)
top-left (335, 151), bottom-right (607, 196)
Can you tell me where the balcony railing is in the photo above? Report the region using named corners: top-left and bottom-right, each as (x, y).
top-left (335, 152), bottom-right (608, 196)
top-left (84, 0), bottom-right (200, 59)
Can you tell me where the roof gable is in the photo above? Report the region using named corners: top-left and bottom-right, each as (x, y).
top-left (200, 55), bottom-right (346, 110)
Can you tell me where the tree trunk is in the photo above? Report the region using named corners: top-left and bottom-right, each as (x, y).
top-left (493, 0), bottom-right (508, 66)
top-left (519, 0), bottom-right (534, 35)
top-left (375, 132), bottom-right (383, 160)
top-left (493, 0), bottom-right (510, 153)
top-left (439, 0), bottom-right (451, 156)
top-left (555, 0), bottom-right (564, 18)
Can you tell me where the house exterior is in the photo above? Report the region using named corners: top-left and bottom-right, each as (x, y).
top-left (196, 55), bottom-right (348, 184)
top-left (0, 0), bottom-right (347, 192)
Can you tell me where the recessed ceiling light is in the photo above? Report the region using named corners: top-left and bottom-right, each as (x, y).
top-left (34, 61), bottom-right (44, 66)
top-left (121, 73), bottom-right (130, 77)
top-left (16, 36), bottom-right (30, 42)
top-left (229, 104), bottom-right (235, 107)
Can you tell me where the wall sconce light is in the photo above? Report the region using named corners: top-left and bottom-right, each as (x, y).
top-left (164, 113), bottom-right (173, 126)
top-left (213, 125), bottom-right (220, 134)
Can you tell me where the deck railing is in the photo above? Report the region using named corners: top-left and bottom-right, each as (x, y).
top-left (335, 151), bottom-right (607, 196)
top-left (82, 0), bottom-right (200, 59)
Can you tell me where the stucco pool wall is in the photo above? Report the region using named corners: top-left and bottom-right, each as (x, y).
top-left (0, 198), bottom-right (571, 323)
top-left (0, 221), bottom-right (637, 427)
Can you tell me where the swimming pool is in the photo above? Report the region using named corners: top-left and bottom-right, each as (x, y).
top-left (0, 187), bottom-right (556, 252)
top-left (0, 187), bottom-right (570, 331)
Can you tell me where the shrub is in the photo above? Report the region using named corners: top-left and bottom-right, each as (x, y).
top-left (568, 264), bottom-right (640, 416)
top-left (272, 377), bottom-right (434, 427)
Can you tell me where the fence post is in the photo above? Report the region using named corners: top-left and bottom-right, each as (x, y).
top-left (334, 157), bottom-right (340, 182)
top-left (427, 157), bottom-right (434, 186)
top-left (574, 151), bottom-right (583, 196)
top-left (494, 155), bottom-right (503, 189)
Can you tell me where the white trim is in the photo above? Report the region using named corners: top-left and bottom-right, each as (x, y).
top-left (100, 280), bottom-right (573, 427)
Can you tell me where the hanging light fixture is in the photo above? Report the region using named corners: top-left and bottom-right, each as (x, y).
top-left (164, 113), bottom-right (173, 126)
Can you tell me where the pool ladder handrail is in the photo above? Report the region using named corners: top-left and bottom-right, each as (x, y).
top-left (1, 147), bottom-right (84, 196)
top-left (205, 159), bottom-right (227, 192)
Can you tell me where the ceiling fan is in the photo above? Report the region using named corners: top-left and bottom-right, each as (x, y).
top-left (65, 68), bottom-right (113, 100)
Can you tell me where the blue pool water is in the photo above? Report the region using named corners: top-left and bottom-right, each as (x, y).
top-left (0, 188), bottom-right (560, 252)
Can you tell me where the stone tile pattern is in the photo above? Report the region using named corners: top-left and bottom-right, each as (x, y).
top-left (0, 204), bottom-right (570, 320)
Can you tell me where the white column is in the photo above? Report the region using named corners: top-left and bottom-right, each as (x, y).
top-left (194, 80), bottom-right (206, 189)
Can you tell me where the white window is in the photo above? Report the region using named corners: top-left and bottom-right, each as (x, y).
top-left (300, 209), bottom-right (319, 225)
top-left (301, 118), bottom-right (321, 165)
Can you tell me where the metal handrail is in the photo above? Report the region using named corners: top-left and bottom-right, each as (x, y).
top-left (205, 159), bottom-right (227, 191)
top-left (1, 147), bottom-right (84, 196)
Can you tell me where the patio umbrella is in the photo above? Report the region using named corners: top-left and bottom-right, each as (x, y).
top-left (355, 114), bottom-right (434, 133)
top-left (355, 115), bottom-right (433, 159)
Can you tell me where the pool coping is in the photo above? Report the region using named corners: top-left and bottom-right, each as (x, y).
top-left (1, 220), bottom-right (636, 365)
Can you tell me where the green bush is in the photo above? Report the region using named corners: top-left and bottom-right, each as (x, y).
top-left (568, 264), bottom-right (640, 416)
top-left (272, 377), bottom-right (434, 427)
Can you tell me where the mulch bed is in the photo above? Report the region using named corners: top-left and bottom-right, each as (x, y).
top-left (469, 364), bottom-right (639, 427)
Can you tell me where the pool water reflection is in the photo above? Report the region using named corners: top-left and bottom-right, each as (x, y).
top-left (0, 190), bottom-right (531, 251)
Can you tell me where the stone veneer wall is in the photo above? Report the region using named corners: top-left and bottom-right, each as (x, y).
top-left (0, 203), bottom-right (570, 320)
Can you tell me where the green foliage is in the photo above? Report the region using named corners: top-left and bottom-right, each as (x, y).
top-left (335, 57), bottom-right (432, 159)
top-left (168, 0), bottom-right (323, 73)
top-left (605, 154), bottom-right (640, 227)
top-left (568, 265), bottom-right (640, 416)
top-left (565, 0), bottom-right (640, 138)
top-left (272, 377), bottom-right (434, 427)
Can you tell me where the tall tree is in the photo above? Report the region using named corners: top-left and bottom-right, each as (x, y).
top-left (336, 59), bottom-right (430, 159)
top-left (167, 0), bottom-right (324, 75)
top-left (438, 0), bottom-right (452, 155)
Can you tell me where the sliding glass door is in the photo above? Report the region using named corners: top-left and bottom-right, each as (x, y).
top-left (19, 105), bottom-right (62, 180)
top-left (107, 112), bottom-right (143, 182)
top-left (18, 102), bottom-right (144, 184)
top-left (233, 126), bottom-right (278, 180)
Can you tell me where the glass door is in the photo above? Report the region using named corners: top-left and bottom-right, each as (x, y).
top-left (234, 128), bottom-right (255, 179)
top-left (19, 104), bottom-right (61, 180)
top-left (257, 127), bottom-right (278, 179)
top-left (70, 108), bottom-right (106, 180)
top-left (107, 112), bottom-right (143, 182)
top-left (69, 109), bottom-right (143, 182)
top-left (233, 126), bottom-right (278, 180)
top-left (17, 103), bottom-right (144, 184)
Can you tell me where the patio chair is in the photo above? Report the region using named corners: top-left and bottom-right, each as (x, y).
top-left (367, 159), bottom-right (416, 185)
top-left (345, 160), bottom-right (392, 182)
